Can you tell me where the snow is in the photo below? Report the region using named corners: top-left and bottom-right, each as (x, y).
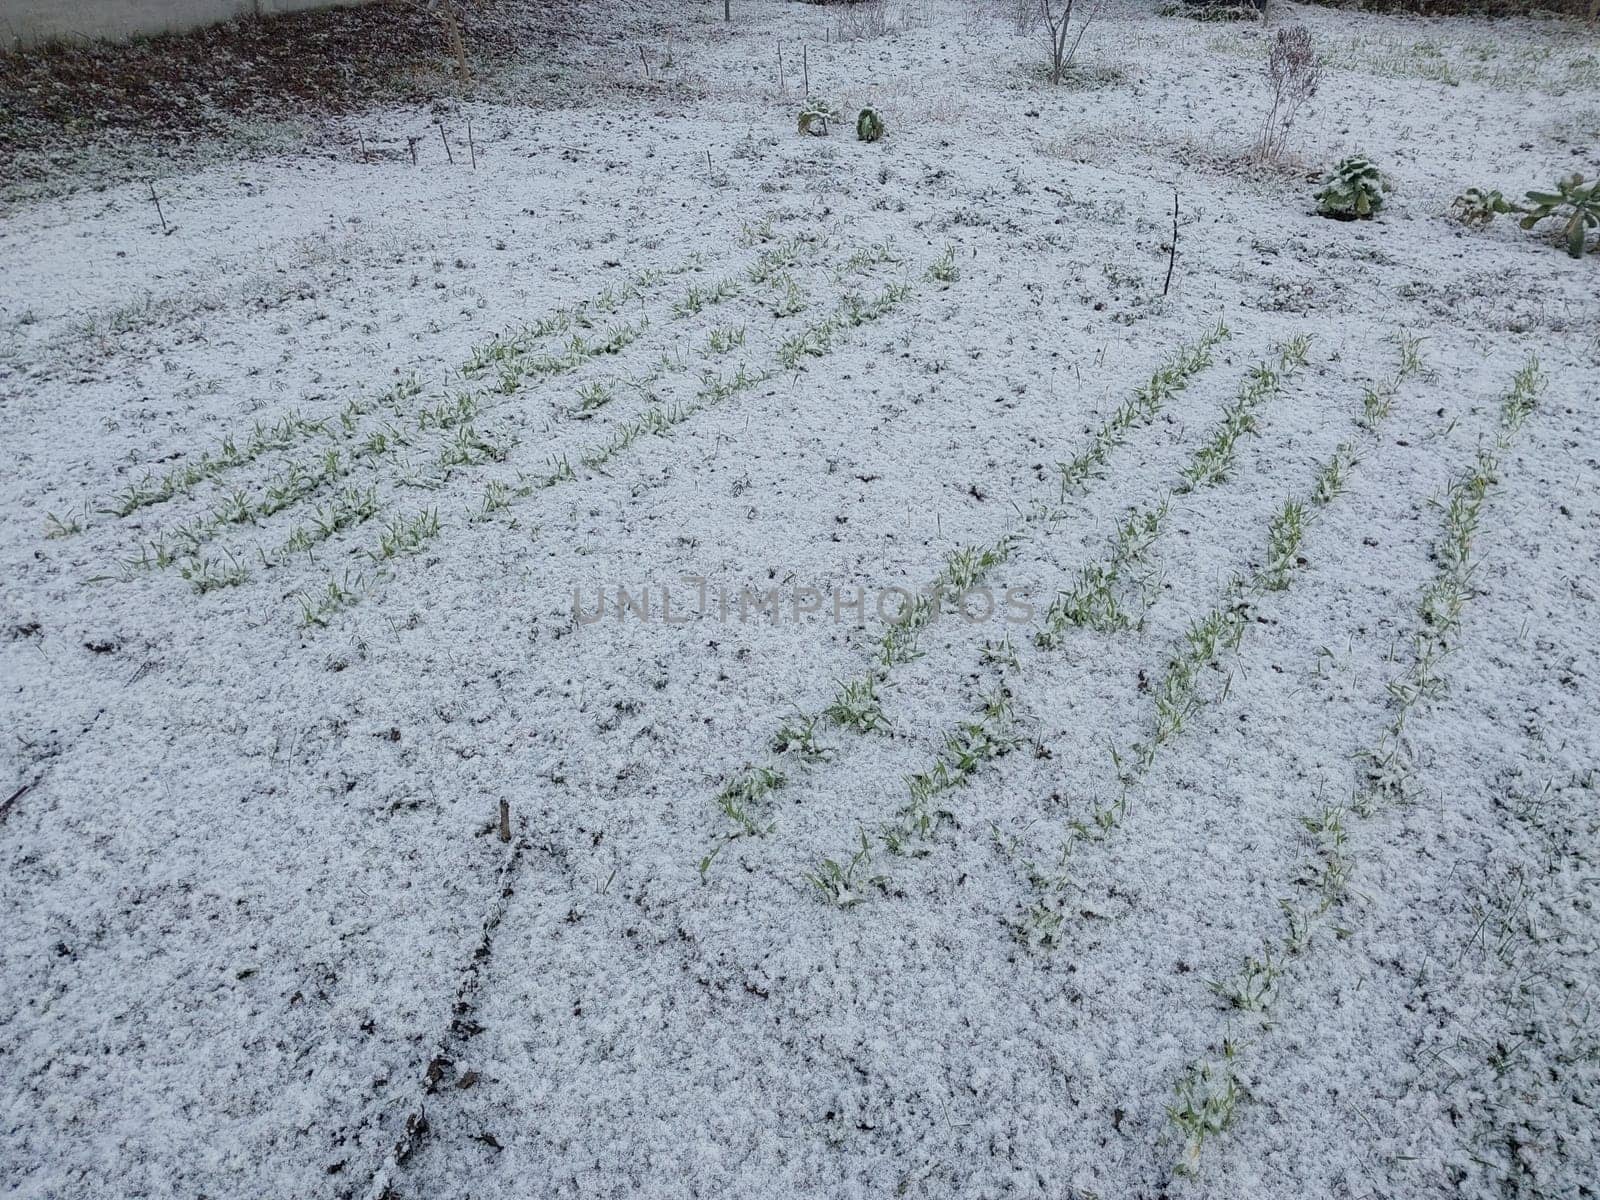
top-left (1, 1), bottom-right (1597, 1196)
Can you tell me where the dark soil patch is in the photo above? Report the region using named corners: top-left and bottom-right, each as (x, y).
top-left (1303, 0), bottom-right (1594, 16)
top-left (0, 0), bottom-right (542, 192)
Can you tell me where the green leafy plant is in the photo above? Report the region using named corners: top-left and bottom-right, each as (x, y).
top-left (924, 244), bottom-right (958, 283)
top-left (1169, 1044), bottom-right (1243, 1175)
top-left (1451, 186), bottom-right (1510, 229)
top-left (797, 99), bottom-right (840, 136)
top-left (772, 713), bottom-right (831, 761)
top-left (1521, 177), bottom-right (1598, 255)
top-left (297, 571), bottom-right (365, 627)
top-left (715, 766), bottom-right (787, 834)
top-left (45, 506), bottom-right (86, 538)
top-left (1453, 173), bottom-right (1597, 258)
top-left (856, 106), bottom-right (885, 142)
top-left (803, 830), bottom-right (886, 907)
top-left (1314, 156), bottom-right (1389, 220)
top-left (824, 674), bottom-right (889, 734)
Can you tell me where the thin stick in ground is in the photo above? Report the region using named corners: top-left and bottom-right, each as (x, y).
top-left (148, 181), bottom-right (173, 235)
top-left (1164, 190), bottom-right (1179, 297)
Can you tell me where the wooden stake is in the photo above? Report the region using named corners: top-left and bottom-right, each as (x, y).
top-left (407, 136), bottom-right (419, 166)
top-left (1163, 190), bottom-right (1179, 298)
top-left (438, 123), bottom-right (454, 164)
top-left (498, 798), bottom-right (511, 843)
top-left (467, 118), bottom-right (476, 170)
top-left (778, 44), bottom-right (785, 93)
top-left (803, 44), bottom-right (809, 96)
top-left (148, 181), bottom-right (173, 236)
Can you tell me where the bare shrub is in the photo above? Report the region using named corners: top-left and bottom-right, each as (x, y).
top-left (1256, 26), bottom-right (1321, 163)
top-left (836, 0), bottom-right (893, 41)
top-left (1041, 0), bottom-right (1097, 85)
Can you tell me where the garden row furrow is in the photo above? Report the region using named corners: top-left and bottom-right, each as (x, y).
top-left (89, 229), bottom-right (843, 590)
top-left (295, 254), bottom-right (934, 628)
top-left (1163, 356), bottom-right (1545, 1177)
top-left (1015, 333), bottom-right (1425, 946)
top-left (700, 320), bottom-right (1236, 877)
top-left (87, 261), bottom-right (696, 530)
top-left (798, 333), bottom-right (1331, 902)
top-left (104, 263), bottom-right (697, 586)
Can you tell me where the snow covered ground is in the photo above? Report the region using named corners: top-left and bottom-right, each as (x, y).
top-left (1, 1), bottom-right (1597, 1196)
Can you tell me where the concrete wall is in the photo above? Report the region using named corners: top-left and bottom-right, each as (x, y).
top-left (1, 0), bottom-right (375, 47)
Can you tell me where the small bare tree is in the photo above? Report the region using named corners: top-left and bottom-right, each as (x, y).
top-left (1041, 0), bottom-right (1095, 85)
top-left (1256, 26), bottom-right (1321, 163)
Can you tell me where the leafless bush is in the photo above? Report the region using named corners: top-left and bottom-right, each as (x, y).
top-left (1256, 25), bottom-right (1321, 163)
top-left (1042, 0), bottom-right (1096, 85)
top-left (836, 0), bottom-right (893, 41)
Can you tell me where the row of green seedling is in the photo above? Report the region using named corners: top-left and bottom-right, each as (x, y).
top-left (797, 336), bottom-right (1316, 894)
top-left (305, 253), bottom-right (920, 629)
top-left (95, 377), bottom-right (420, 525)
top-left (138, 251), bottom-right (803, 591)
top-left (698, 323), bottom-right (1235, 878)
top-left (88, 260), bottom-right (696, 529)
top-left (565, 236), bottom-right (828, 422)
top-left (1036, 336), bottom-right (1311, 644)
top-left (523, 273), bottom-right (918, 501)
top-left (113, 265), bottom-right (695, 586)
top-left (1056, 321), bottom-right (1232, 498)
top-left (1166, 355), bottom-right (1543, 1177)
top-left (1016, 332), bottom-right (1425, 950)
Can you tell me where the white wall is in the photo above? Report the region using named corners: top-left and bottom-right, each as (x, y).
top-left (0, 0), bottom-right (374, 47)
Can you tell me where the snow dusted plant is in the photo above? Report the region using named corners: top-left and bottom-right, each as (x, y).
top-left (824, 674), bottom-right (890, 734)
top-left (924, 244), bottom-right (959, 283)
top-left (1453, 173), bottom-right (1599, 258)
top-left (1166, 355), bottom-right (1547, 1179)
top-left (1255, 25), bottom-right (1320, 164)
top-left (797, 99), bottom-right (841, 136)
top-left (835, 0), bottom-right (892, 41)
top-left (772, 712), bottom-right (830, 761)
top-left (1450, 186), bottom-right (1509, 229)
top-left (855, 106), bottom-right (885, 142)
top-left (1038, 335), bottom-right (1311, 643)
top-left (1314, 156), bottom-right (1390, 220)
top-left (803, 830), bottom-right (885, 907)
top-left (1168, 1045), bottom-right (1243, 1175)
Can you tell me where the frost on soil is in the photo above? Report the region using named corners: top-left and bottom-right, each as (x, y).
top-left (1, 1), bottom-right (1597, 1197)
